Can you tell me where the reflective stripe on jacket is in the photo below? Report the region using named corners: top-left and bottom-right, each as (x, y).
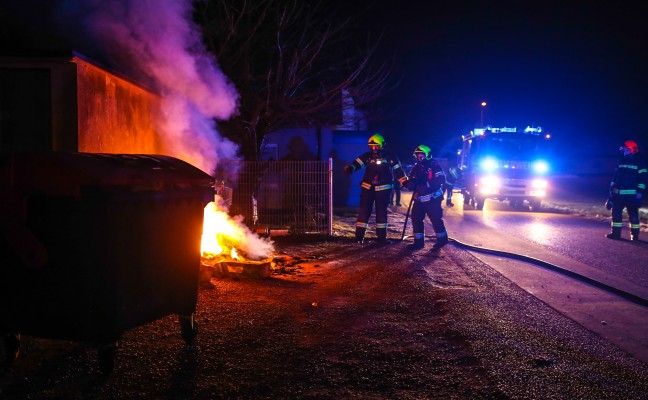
top-left (610, 153), bottom-right (648, 196)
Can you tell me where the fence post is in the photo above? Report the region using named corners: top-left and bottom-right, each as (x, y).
top-left (328, 157), bottom-right (333, 236)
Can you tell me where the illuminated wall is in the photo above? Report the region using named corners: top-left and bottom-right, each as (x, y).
top-left (75, 56), bottom-right (162, 154)
top-left (0, 52), bottom-right (163, 156)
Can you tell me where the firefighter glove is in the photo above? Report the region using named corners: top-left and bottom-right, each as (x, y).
top-left (605, 198), bottom-right (613, 210)
top-left (343, 165), bottom-right (353, 177)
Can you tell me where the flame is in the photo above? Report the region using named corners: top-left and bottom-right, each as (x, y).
top-left (200, 201), bottom-right (241, 261)
top-left (200, 194), bottom-right (275, 265)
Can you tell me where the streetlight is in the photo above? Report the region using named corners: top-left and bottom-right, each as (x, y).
top-left (480, 101), bottom-right (487, 127)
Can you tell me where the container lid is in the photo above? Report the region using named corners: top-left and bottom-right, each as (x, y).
top-left (2, 152), bottom-right (214, 197)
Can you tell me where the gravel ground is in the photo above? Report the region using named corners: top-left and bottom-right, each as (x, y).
top-left (1, 208), bottom-right (648, 399)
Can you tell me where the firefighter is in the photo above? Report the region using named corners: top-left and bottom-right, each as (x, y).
top-left (606, 139), bottom-right (647, 240)
top-left (444, 159), bottom-right (461, 207)
top-left (405, 145), bottom-right (449, 250)
top-left (344, 133), bottom-right (408, 243)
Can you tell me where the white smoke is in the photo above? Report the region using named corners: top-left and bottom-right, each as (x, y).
top-left (26, 0), bottom-right (274, 257)
top-left (56, 0), bottom-right (239, 174)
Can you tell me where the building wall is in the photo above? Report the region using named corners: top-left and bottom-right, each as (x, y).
top-left (75, 56), bottom-right (162, 154)
top-left (0, 56), bottom-right (80, 154)
top-left (0, 52), bottom-right (163, 157)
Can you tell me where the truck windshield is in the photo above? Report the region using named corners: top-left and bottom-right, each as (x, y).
top-left (481, 134), bottom-right (547, 160)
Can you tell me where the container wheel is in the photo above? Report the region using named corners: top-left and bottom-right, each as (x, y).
top-left (97, 342), bottom-right (117, 375)
top-left (180, 313), bottom-right (199, 343)
top-left (1, 333), bottom-right (20, 367)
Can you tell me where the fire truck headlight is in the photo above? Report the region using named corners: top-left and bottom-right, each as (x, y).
top-left (533, 160), bottom-right (549, 174)
top-left (479, 157), bottom-right (498, 172)
top-left (532, 179), bottom-right (548, 189)
top-left (480, 175), bottom-right (501, 191)
top-left (530, 181), bottom-right (546, 196)
top-left (530, 179), bottom-right (547, 196)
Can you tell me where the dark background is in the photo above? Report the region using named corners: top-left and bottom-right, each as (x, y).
top-left (2, 0), bottom-right (646, 171)
top-left (355, 0), bottom-right (648, 165)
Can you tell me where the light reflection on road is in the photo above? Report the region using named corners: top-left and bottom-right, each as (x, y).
top-left (525, 221), bottom-right (552, 245)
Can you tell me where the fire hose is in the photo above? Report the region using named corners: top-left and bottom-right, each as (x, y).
top-left (395, 192), bottom-right (648, 307)
top-left (438, 235), bottom-right (648, 309)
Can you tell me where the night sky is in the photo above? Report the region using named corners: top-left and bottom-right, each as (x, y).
top-left (2, 1), bottom-right (647, 170)
top-left (355, 1), bottom-right (648, 165)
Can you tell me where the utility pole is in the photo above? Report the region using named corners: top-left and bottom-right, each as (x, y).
top-left (480, 101), bottom-right (487, 127)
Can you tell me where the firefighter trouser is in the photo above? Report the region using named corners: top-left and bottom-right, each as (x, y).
top-left (391, 184), bottom-right (401, 205)
top-left (611, 194), bottom-right (641, 238)
top-left (355, 186), bottom-right (391, 240)
top-left (411, 198), bottom-right (447, 244)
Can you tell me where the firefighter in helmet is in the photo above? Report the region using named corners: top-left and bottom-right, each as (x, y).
top-left (443, 156), bottom-right (461, 207)
top-left (606, 139), bottom-right (647, 240)
top-left (405, 145), bottom-right (449, 250)
top-left (344, 133), bottom-right (408, 243)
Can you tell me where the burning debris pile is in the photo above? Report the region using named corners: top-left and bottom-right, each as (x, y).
top-left (199, 195), bottom-right (276, 281)
top-left (198, 196), bottom-right (321, 284)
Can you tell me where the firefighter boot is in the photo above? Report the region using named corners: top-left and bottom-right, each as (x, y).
top-left (606, 228), bottom-right (621, 240)
top-left (376, 227), bottom-right (391, 244)
top-left (354, 226), bottom-right (367, 244)
top-left (432, 232), bottom-right (449, 250)
top-left (631, 229), bottom-right (640, 241)
top-left (407, 237), bottom-right (424, 250)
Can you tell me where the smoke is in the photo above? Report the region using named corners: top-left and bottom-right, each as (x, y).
top-left (4, 0), bottom-right (274, 255)
top-left (55, 0), bottom-right (240, 174)
top-left (73, 0), bottom-right (273, 256)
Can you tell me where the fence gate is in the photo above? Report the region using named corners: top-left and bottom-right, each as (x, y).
top-left (217, 159), bottom-right (332, 236)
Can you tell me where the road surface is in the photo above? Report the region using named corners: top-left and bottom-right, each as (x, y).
top-left (407, 174), bottom-right (648, 362)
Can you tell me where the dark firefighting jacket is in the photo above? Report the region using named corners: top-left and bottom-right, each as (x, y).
top-left (348, 150), bottom-right (407, 192)
top-left (406, 159), bottom-right (446, 201)
top-left (446, 167), bottom-right (461, 185)
top-left (610, 153), bottom-right (648, 198)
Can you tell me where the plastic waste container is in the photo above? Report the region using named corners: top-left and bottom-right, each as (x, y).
top-left (0, 152), bottom-right (213, 373)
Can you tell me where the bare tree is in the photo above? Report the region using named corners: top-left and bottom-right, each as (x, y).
top-left (194, 0), bottom-right (393, 160)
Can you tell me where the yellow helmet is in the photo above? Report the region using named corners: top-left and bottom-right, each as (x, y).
top-left (368, 134), bottom-right (385, 148)
top-left (413, 145), bottom-right (431, 159)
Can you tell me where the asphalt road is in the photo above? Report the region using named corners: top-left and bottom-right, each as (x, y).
top-left (418, 174), bottom-right (648, 363)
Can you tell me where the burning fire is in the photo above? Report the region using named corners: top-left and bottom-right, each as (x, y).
top-left (200, 198), bottom-right (274, 265)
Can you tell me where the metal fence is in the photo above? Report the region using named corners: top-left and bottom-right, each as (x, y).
top-left (215, 159), bottom-right (332, 236)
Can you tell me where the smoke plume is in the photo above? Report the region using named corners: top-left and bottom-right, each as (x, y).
top-left (55, 0), bottom-right (240, 174)
top-left (3, 0), bottom-right (275, 257)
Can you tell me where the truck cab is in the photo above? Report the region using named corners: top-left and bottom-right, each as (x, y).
top-left (459, 126), bottom-right (551, 211)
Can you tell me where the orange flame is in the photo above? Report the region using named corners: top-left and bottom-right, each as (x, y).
top-left (200, 201), bottom-right (241, 261)
top-left (200, 196), bottom-right (275, 265)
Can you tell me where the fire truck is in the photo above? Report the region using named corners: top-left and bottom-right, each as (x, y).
top-left (458, 126), bottom-right (551, 211)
